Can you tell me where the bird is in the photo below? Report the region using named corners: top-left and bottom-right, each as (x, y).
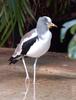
top-left (9, 16), bottom-right (57, 84)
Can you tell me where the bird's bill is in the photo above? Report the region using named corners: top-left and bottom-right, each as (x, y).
top-left (48, 23), bottom-right (57, 28)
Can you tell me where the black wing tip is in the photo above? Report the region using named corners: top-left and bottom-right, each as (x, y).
top-left (8, 57), bottom-right (18, 64)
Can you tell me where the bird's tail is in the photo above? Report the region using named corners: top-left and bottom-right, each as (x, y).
top-left (8, 55), bottom-right (21, 64)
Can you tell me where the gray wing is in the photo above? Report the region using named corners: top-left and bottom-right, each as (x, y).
top-left (12, 28), bottom-right (37, 58)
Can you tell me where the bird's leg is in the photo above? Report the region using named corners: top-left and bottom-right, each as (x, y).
top-left (33, 58), bottom-right (38, 84)
top-left (22, 56), bottom-right (30, 80)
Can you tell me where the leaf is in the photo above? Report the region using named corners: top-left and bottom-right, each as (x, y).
top-left (1, 21), bottom-right (11, 40)
top-left (0, 15), bottom-right (7, 32)
top-left (0, 6), bottom-right (4, 17)
top-left (3, 6), bottom-right (9, 23)
top-left (22, 0), bottom-right (35, 20)
top-left (0, 19), bottom-right (16, 46)
top-left (15, 3), bottom-right (24, 37)
top-left (1, 14), bottom-right (15, 40)
top-left (0, 0), bottom-right (34, 46)
top-left (60, 19), bottom-right (76, 42)
top-left (70, 24), bottom-right (76, 35)
top-left (68, 34), bottom-right (76, 59)
top-left (18, 22), bottom-right (23, 37)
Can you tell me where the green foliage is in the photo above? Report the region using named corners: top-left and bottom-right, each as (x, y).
top-left (60, 19), bottom-right (76, 59)
top-left (46, 0), bottom-right (70, 16)
top-left (60, 20), bottom-right (76, 42)
top-left (0, 0), bottom-right (72, 47)
top-left (68, 35), bottom-right (76, 59)
top-left (70, 25), bottom-right (76, 35)
top-left (0, 0), bottom-right (34, 46)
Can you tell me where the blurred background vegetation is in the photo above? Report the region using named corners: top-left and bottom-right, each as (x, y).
top-left (0, 0), bottom-right (76, 58)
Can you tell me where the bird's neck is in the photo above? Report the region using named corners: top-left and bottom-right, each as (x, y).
top-left (37, 23), bottom-right (48, 34)
top-left (38, 30), bottom-right (52, 40)
top-left (37, 23), bottom-right (50, 39)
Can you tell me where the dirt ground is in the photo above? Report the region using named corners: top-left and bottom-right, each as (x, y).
top-left (0, 48), bottom-right (76, 100)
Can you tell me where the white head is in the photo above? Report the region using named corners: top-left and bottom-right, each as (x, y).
top-left (36, 16), bottom-right (57, 37)
top-left (43, 16), bottom-right (52, 24)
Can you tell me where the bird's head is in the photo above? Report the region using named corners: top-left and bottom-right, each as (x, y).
top-left (36, 16), bottom-right (57, 38)
top-left (37, 16), bottom-right (57, 29)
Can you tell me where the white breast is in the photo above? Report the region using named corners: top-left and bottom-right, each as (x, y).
top-left (26, 30), bottom-right (52, 58)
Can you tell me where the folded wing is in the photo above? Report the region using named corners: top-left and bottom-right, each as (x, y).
top-left (9, 29), bottom-right (37, 64)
